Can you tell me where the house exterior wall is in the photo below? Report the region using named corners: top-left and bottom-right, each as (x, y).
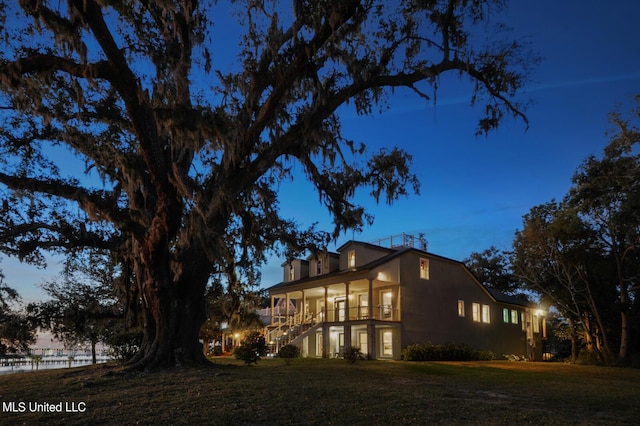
top-left (338, 242), bottom-right (391, 270)
top-left (398, 252), bottom-right (534, 358)
top-left (283, 259), bottom-right (309, 282)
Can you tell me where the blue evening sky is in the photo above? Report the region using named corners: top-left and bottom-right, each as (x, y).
top-left (2, 0), bottom-right (640, 301)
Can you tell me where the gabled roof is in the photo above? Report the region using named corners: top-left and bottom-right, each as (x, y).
top-left (487, 289), bottom-right (536, 308)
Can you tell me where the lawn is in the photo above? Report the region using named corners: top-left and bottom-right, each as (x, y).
top-left (1, 358), bottom-right (639, 425)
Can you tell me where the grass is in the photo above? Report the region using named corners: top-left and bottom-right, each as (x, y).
top-left (1, 358), bottom-right (639, 425)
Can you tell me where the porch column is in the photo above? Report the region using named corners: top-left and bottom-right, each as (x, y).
top-left (270, 295), bottom-right (275, 325)
top-left (344, 282), bottom-right (351, 349)
top-left (367, 278), bottom-right (377, 359)
top-left (344, 282), bottom-right (350, 320)
top-left (368, 279), bottom-right (374, 319)
top-left (322, 286), bottom-right (329, 358)
top-left (322, 323), bottom-right (330, 358)
top-left (324, 286), bottom-right (328, 322)
top-left (302, 290), bottom-right (307, 322)
top-left (286, 293), bottom-right (291, 327)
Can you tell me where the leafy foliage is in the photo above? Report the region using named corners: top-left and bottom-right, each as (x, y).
top-left (464, 246), bottom-right (521, 295)
top-left (277, 343), bottom-right (300, 364)
top-left (234, 331), bottom-right (267, 365)
top-left (402, 342), bottom-right (494, 361)
top-left (28, 265), bottom-right (121, 363)
top-left (342, 345), bottom-right (365, 363)
top-left (0, 270), bottom-right (35, 355)
top-left (106, 329), bottom-right (144, 362)
top-left (200, 279), bottom-right (266, 354)
top-left (512, 98), bottom-right (640, 364)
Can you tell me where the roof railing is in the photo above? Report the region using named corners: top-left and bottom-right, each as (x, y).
top-left (370, 233), bottom-right (427, 251)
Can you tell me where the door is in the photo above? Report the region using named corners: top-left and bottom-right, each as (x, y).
top-left (381, 291), bottom-right (392, 319)
top-left (335, 299), bottom-right (346, 322)
top-left (358, 294), bottom-right (369, 319)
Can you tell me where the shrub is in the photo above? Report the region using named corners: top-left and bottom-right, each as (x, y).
top-left (106, 329), bottom-right (143, 362)
top-left (401, 342), bottom-right (494, 361)
top-left (278, 344), bottom-right (300, 365)
top-left (234, 331), bottom-right (266, 365)
top-left (342, 345), bottom-right (365, 363)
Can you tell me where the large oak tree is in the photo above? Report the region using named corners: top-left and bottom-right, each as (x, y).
top-left (0, 0), bottom-right (531, 370)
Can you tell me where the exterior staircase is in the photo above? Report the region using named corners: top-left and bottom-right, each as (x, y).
top-left (265, 314), bottom-right (319, 355)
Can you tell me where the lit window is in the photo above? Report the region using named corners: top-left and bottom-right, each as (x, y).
top-left (457, 300), bottom-right (465, 317)
top-left (382, 331), bottom-right (393, 356)
top-left (419, 258), bottom-right (429, 279)
top-left (503, 308), bottom-right (509, 323)
top-left (316, 259), bottom-right (323, 275)
top-left (521, 312), bottom-right (526, 331)
top-left (482, 305), bottom-right (490, 323)
top-left (511, 310), bottom-right (518, 324)
top-left (472, 303), bottom-right (480, 322)
top-left (348, 250), bottom-right (356, 268)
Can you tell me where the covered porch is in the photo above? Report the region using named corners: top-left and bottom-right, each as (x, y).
top-left (266, 273), bottom-right (402, 359)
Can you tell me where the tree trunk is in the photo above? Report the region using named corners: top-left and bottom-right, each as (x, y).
top-left (619, 310), bottom-right (630, 362)
top-left (91, 340), bottom-right (97, 365)
top-left (618, 265), bottom-right (630, 362)
top-left (125, 240), bottom-right (212, 371)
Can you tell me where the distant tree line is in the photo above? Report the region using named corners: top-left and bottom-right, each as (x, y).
top-left (466, 98), bottom-right (640, 365)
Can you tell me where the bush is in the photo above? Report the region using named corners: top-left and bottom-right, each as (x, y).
top-left (234, 331), bottom-right (266, 365)
top-left (278, 344), bottom-right (300, 364)
top-left (401, 342), bottom-right (494, 361)
top-left (342, 345), bottom-right (365, 363)
top-left (106, 329), bottom-right (143, 362)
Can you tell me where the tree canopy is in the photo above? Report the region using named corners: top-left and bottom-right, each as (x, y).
top-left (0, 270), bottom-right (35, 355)
top-left (0, 0), bottom-right (532, 370)
top-left (512, 100), bottom-right (640, 363)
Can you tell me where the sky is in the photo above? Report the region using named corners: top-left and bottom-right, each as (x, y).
top-left (2, 0), bottom-right (640, 302)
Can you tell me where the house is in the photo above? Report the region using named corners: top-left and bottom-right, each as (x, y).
top-left (265, 234), bottom-right (546, 360)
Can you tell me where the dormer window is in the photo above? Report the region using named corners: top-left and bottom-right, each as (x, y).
top-left (316, 258), bottom-right (323, 275)
top-left (419, 258), bottom-right (429, 280)
top-left (289, 264), bottom-right (295, 281)
top-left (348, 250), bottom-right (356, 268)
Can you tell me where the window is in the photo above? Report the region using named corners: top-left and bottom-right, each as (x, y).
top-left (503, 308), bottom-right (510, 323)
top-left (289, 265), bottom-right (295, 281)
top-left (358, 331), bottom-right (368, 355)
top-left (316, 332), bottom-right (323, 357)
top-left (521, 312), bottom-right (526, 331)
top-left (511, 309), bottom-right (518, 324)
top-left (382, 331), bottom-right (393, 356)
top-left (348, 250), bottom-right (356, 268)
top-left (457, 300), bottom-right (465, 317)
top-left (419, 258), bottom-right (429, 279)
top-left (482, 305), bottom-right (490, 323)
top-left (472, 303), bottom-right (481, 322)
top-left (316, 258), bottom-right (323, 275)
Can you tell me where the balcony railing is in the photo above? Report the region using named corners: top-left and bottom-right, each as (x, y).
top-left (293, 305), bottom-right (400, 323)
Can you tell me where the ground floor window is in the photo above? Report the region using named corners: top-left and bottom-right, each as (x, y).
top-left (316, 332), bottom-right (323, 357)
top-left (358, 331), bottom-right (368, 355)
top-left (382, 330), bottom-right (393, 356)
